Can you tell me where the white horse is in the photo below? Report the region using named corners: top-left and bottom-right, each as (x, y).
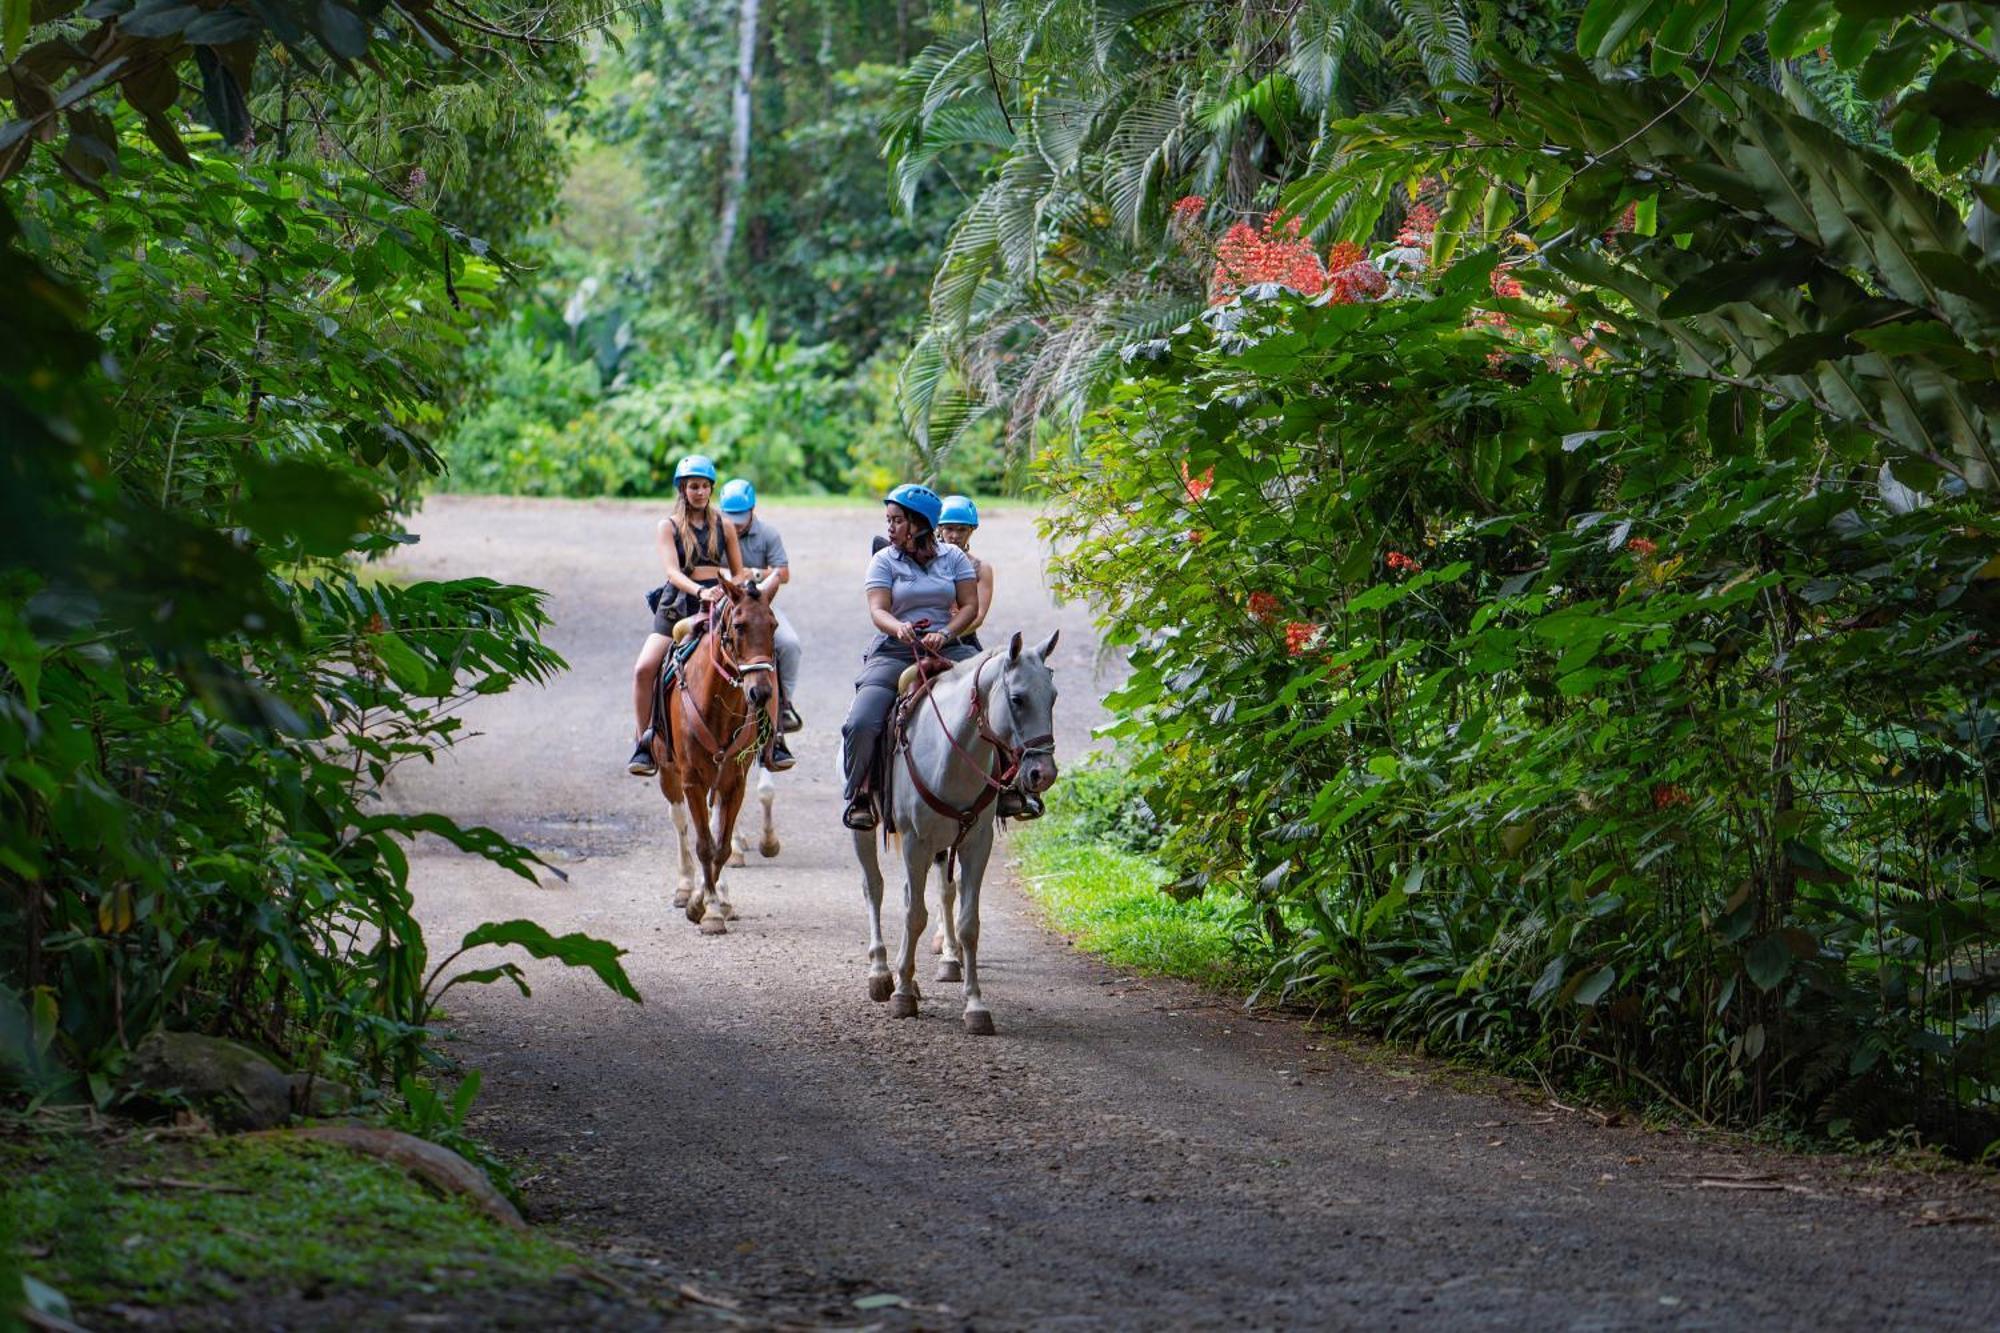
top-left (853, 631), bottom-right (1060, 1035)
top-left (729, 764), bottom-right (780, 865)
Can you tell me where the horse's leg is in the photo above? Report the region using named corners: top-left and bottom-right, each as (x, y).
top-left (889, 833), bottom-right (930, 1019)
top-left (684, 781), bottom-right (726, 934)
top-left (729, 767), bottom-right (752, 868)
top-left (854, 829), bottom-right (892, 1002)
top-left (709, 770), bottom-right (746, 922)
top-left (954, 825), bottom-right (998, 1035)
top-left (658, 764), bottom-right (695, 910)
top-left (935, 853), bottom-right (963, 983)
top-left (757, 765), bottom-right (779, 858)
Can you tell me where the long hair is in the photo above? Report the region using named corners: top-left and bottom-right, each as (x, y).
top-left (672, 483), bottom-right (723, 563)
top-left (905, 513), bottom-right (939, 565)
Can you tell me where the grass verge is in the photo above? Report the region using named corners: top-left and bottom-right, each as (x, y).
top-left (2, 1125), bottom-right (575, 1323)
top-left (1011, 776), bottom-right (1249, 987)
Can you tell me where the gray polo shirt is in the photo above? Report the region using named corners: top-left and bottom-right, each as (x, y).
top-left (733, 517), bottom-right (789, 573)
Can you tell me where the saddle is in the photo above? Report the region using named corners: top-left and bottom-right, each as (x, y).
top-left (648, 616), bottom-right (712, 762)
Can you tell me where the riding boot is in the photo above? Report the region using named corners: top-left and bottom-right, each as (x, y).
top-left (842, 791), bottom-right (877, 831)
top-left (628, 730), bottom-right (657, 777)
top-left (766, 735), bottom-right (796, 772)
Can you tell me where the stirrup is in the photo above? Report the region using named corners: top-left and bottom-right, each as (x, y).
top-left (628, 733), bottom-right (658, 777)
top-left (842, 796), bottom-right (878, 831)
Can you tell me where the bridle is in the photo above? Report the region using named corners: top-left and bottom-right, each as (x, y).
top-left (675, 597), bottom-right (777, 771)
top-left (899, 648), bottom-right (1056, 864)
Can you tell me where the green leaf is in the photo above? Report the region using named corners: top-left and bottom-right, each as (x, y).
top-left (1572, 965), bottom-right (1616, 1007)
top-left (2, 0), bottom-right (26, 61)
top-left (1744, 934), bottom-right (1793, 991)
top-left (239, 456), bottom-right (386, 556)
top-left (457, 919), bottom-right (642, 1004)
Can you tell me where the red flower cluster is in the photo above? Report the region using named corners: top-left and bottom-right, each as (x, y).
top-left (1628, 537), bottom-right (1658, 558)
top-left (1489, 267), bottom-right (1524, 300)
top-left (1385, 550), bottom-right (1422, 574)
top-left (1181, 460), bottom-right (1213, 501)
top-left (1652, 784), bottom-right (1691, 811)
top-left (1327, 241), bottom-right (1388, 304)
top-left (1170, 195), bottom-right (1206, 225)
top-left (1248, 590), bottom-right (1283, 624)
top-left (1211, 215), bottom-right (1328, 301)
top-left (1284, 621), bottom-right (1322, 656)
top-left (1396, 202), bottom-right (1439, 248)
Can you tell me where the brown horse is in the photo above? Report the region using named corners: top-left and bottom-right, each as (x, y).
top-left (650, 574), bottom-right (779, 935)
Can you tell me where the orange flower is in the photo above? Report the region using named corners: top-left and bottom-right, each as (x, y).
top-left (1248, 590), bottom-right (1282, 623)
top-left (1210, 214), bottom-right (1327, 302)
top-left (1170, 195), bottom-right (1206, 224)
top-left (1489, 267), bottom-right (1524, 300)
top-left (1385, 550), bottom-right (1422, 574)
top-left (1284, 621), bottom-right (1321, 655)
top-left (1628, 537), bottom-right (1658, 558)
top-left (1181, 460), bottom-right (1213, 501)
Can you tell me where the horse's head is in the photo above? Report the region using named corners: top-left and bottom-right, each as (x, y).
top-left (716, 572), bottom-right (779, 711)
top-left (995, 630), bottom-right (1061, 795)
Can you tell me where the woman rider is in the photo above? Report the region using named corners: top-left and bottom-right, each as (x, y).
top-left (628, 455), bottom-right (746, 776)
top-left (839, 484), bottom-right (980, 830)
top-left (935, 495), bottom-right (1041, 821)
top-left (934, 495), bottom-right (993, 652)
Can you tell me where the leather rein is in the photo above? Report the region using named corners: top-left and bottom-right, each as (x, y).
top-left (675, 599), bottom-right (776, 771)
top-left (897, 649), bottom-right (1055, 857)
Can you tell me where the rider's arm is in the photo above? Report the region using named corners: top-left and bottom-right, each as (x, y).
top-left (970, 564), bottom-right (994, 631)
top-left (723, 520), bottom-right (746, 579)
top-left (938, 578), bottom-right (978, 642)
top-left (868, 586), bottom-right (915, 643)
top-left (657, 519), bottom-right (702, 597)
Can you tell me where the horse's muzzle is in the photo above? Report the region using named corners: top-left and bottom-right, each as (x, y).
top-left (1020, 753), bottom-right (1058, 794)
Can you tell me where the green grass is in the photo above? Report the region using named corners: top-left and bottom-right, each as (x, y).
top-left (1013, 790), bottom-right (1249, 986)
top-left (2, 1130), bottom-right (573, 1316)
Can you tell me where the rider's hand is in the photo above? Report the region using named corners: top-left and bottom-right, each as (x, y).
top-left (893, 621), bottom-right (916, 644)
top-left (919, 631), bottom-right (947, 652)
top-left (699, 585), bottom-right (725, 604)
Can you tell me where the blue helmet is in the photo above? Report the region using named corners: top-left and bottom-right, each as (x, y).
top-left (674, 455), bottom-right (718, 486)
top-left (938, 495), bottom-right (980, 528)
top-left (884, 482), bottom-right (942, 530)
top-left (718, 478), bottom-right (757, 514)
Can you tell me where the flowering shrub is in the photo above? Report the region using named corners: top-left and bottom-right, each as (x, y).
top-left (1044, 252), bottom-right (2000, 1141)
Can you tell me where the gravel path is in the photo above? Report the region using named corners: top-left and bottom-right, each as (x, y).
top-left (388, 495), bottom-right (2000, 1331)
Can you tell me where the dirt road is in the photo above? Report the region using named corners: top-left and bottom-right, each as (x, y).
top-left (389, 495), bottom-right (1999, 1330)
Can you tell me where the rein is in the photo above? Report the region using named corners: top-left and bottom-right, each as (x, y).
top-left (675, 599), bottom-right (776, 771)
top-left (897, 652), bottom-right (1054, 867)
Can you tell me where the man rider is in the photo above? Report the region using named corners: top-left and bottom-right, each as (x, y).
top-left (718, 478), bottom-right (802, 772)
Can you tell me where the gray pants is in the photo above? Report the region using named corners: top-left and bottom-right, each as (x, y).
top-left (773, 609), bottom-right (801, 706)
top-left (840, 640), bottom-right (978, 799)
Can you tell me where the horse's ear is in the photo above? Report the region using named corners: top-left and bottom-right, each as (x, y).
top-left (1035, 629), bottom-right (1060, 661)
top-left (717, 571), bottom-right (743, 598)
top-left (1008, 631), bottom-right (1023, 662)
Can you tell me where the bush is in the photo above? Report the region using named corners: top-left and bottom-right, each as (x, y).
top-left (1045, 259), bottom-right (2000, 1147)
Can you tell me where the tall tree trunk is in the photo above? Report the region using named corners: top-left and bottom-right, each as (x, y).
top-left (711, 0), bottom-right (760, 312)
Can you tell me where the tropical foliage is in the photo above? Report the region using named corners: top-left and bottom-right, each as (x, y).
top-left (1004, 2), bottom-right (2000, 1147)
top-left (1, 0), bottom-right (637, 1110)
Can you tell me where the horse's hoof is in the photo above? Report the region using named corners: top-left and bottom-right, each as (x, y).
top-left (672, 887), bottom-right (692, 910)
top-left (868, 973), bottom-right (893, 1003)
top-left (936, 961), bottom-right (962, 983)
top-left (721, 900), bottom-right (738, 920)
top-left (699, 915), bottom-right (728, 936)
top-left (889, 993), bottom-right (918, 1019)
top-left (685, 900), bottom-right (705, 926)
top-left (728, 850), bottom-right (746, 868)
top-left (963, 1009), bottom-right (995, 1036)
top-left (759, 835), bottom-right (780, 859)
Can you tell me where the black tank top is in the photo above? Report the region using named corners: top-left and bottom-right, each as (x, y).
top-left (673, 515), bottom-right (723, 583)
